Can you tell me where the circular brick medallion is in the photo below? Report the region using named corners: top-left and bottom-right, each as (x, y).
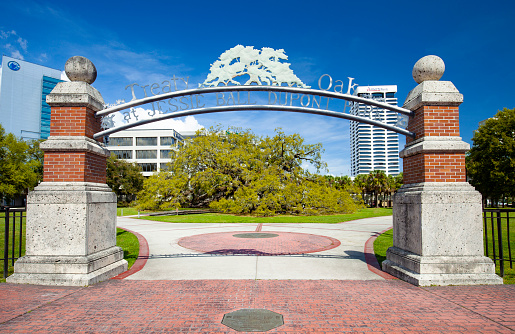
top-left (178, 231), bottom-right (340, 255)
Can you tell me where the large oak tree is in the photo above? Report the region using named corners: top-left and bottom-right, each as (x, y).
top-left (137, 126), bottom-right (362, 216)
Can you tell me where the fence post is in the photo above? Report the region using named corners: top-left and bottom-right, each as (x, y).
top-left (3, 208), bottom-right (9, 279)
top-left (484, 211), bottom-right (489, 257)
top-left (497, 211), bottom-right (504, 277)
top-left (11, 210), bottom-right (15, 266)
top-left (18, 209), bottom-right (23, 263)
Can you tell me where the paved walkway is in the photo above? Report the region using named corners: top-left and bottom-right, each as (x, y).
top-left (1, 216), bottom-right (514, 333)
top-left (115, 215), bottom-right (394, 280)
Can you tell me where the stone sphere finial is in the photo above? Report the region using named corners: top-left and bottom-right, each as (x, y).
top-left (64, 56), bottom-right (97, 84)
top-left (412, 55), bottom-right (445, 84)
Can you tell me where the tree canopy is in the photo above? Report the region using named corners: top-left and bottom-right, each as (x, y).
top-left (107, 154), bottom-right (145, 205)
top-left (466, 108), bottom-right (515, 205)
top-left (0, 125), bottom-right (41, 202)
top-left (137, 126), bottom-right (362, 216)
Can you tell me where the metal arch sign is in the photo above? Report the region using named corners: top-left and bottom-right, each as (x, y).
top-left (93, 45), bottom-right (414, 140)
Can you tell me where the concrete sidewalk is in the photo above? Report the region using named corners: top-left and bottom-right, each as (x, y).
top-left (116, 215), bottom-right (394, 280)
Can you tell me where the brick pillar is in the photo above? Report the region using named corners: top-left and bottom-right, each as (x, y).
top-left (7, 57), bottom-right (127, 286)
top-left (382, 56), bottom-right (502, 286)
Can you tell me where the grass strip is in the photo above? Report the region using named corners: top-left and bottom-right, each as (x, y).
top-left (483, 210), bottom-right (515, 284)
top-left (116, 228), bottom-right (139, 269)
top-left (137, 207), bottom-right (393, 224)
top-left (373, 228), bottom-right (393, 270)
top-left (117, 207), bottom-right (195, 216)
top-left (0, 211), bottom-right (26, 283)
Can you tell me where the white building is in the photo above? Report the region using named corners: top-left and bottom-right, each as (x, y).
top-left (0, 56), bottom-right (64, 140)
top-left (106, 128), bottom-right (185, 176)
top-left (350, 85), bottom-right (400, 176)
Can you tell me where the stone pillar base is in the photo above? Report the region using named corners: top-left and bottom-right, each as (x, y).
top-left (383, 182), bottom-right (502, 286)
top-left (7, 182), bottom-right (127, 286)
top-left (6, 246), bottom-right (127, 286)
top-left (383, 247), bottom-right (502, 286)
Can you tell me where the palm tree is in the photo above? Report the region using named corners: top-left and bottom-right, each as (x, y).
top-left (367, 170), bottom-right (388, 208)
top-left (353, 174), bottom-right (369, 206)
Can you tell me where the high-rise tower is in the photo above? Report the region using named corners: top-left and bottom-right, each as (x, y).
top-left (350, 85), bottom-right (400, 176)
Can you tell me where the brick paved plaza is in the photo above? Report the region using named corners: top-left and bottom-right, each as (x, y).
top-left (1, 279), bottom-right (514, 333)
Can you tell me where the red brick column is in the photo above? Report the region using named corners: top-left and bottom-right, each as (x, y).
top-left (402, 105), bottom-right (466, 184)
top-left (43, 105), bottom-right (106, 183)
top-left (42, 82), bottom-right (109, 184)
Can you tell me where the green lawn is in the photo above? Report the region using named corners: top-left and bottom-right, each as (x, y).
top-left (117, 207), bottom-right (194, 216)
top-left (483, 210), bottom-right (515, 284)
top-left (117, 207), bottom-right (143, 216)
top-left (116, 228), bottom-right (139, 269)
top-left (373, 228), bottom-right (393, 270)
top-left (138, 207), bottom-right (393, 224)
top-left (0, 211), bottom-right (26, 283)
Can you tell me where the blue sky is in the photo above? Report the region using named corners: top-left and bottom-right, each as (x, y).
top-left (1, 0), bottom-right (514, 176)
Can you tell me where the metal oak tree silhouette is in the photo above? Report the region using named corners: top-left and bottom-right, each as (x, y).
top-left (201, 45), bottom-right (310, 88)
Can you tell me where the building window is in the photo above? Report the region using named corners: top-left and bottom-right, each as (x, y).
top-left (110, 137), bottom-right (133, 146)
top-left (136, 150), bottom-right (157, 159)
top-left (139, 163), bottom-right (157, 172)
top-left (160, 150), bottom-right (173, 159)
top-left (112, 150), bottom-right (132, 159)
top-left (41, 76), bottom-right (63, 139)
top-left (160, 163), bottom-right (171, 171)
top-left (136, 137), bottom-right (157, 146)
top-left (160, 137), bottom-right (175, 146)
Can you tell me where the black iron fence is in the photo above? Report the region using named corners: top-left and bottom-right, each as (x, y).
top-left (483, 208), bottom-right (514, 277)
top-left (2, 207), bottom-right (26, 279)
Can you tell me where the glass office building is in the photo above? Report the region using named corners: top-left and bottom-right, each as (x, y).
top-left (0, 56), bottom-right (64, 140)
top-left (107, 128), bottom-right (185, 176)
top-left (349, 85), bottom-right (400, 176)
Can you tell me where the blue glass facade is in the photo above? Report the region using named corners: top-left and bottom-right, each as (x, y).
top-left (40, 76), bottom-right (63, 139)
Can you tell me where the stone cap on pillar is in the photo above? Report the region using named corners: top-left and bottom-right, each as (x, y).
top-left (400, 136), bottom-right (470, 158)
top-left (40, 136), bottom-right (110, 157)
top-left (403, 55), bottom-right (463, 111)
top-left (46, 56), bottom-right (104, 111)
top-left (47, 82), bottom-right (104, 111)
top-left (403, 81), bottom-right (463, 111)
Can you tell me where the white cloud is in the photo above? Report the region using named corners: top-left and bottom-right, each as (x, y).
top-left (38, 53), bottom-right (48, 62)
top-left (1, 30), bottom-right (27, 60)
top-left (0, 30), bottom-right (16, 39)
top-left (17, 37), bottom-right (27, 51)
top-left (9, 49), bottom-right (24, 60)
